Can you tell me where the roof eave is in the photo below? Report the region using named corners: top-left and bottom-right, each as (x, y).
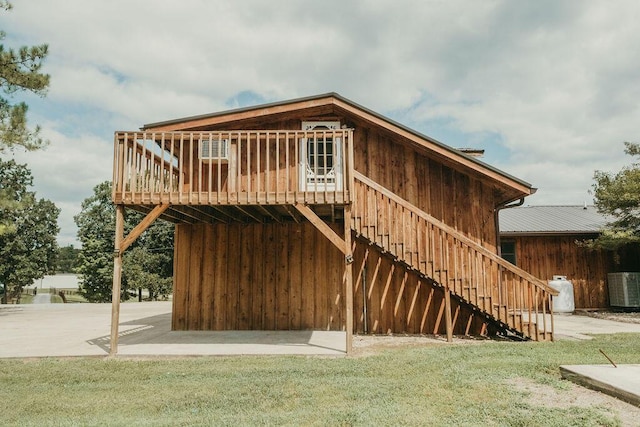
top-left (141, 92), bottom-right (534, 197)
top-left (142, 92), bottom-right (341, 130)
top-left (499, 231), bottom-right (602, 237)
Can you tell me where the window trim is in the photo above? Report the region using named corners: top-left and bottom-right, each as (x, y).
top-left (500, 239), bottom-right (517, 265)
top-left (299, 121), bottom-right (343, 191)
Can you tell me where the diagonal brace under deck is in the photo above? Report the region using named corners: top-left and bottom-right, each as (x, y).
top-left (293, 203), bottom-right (351, 258)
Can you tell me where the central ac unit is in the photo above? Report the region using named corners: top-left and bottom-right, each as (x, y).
top-left (607, 272), bottom-right (640, 308)
top-left (200, 138), bottom-right (229, 163)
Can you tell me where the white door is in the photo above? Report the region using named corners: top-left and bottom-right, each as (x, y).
top-left (299, 121), bottom-right (343, 191)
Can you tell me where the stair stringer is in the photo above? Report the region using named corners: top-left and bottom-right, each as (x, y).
top-left (351, 172), bottom-right (557, 341)
top-left (353, 237), bottom-right (525, 338)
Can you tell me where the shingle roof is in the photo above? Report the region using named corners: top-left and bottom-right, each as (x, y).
top-left (499, 205), bottom-right (613, 235)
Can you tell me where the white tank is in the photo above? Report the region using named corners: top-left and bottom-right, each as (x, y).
top-left (548, 275), bottom-right (575, 313)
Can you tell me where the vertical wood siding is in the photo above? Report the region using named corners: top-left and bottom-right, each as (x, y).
top-left (352, 123), bottom-right (500, 251)
top-left (173, 223), bottom-right (484, 335)
top-left (172, 222), bottom-right (344, 331)
top-left (170, 110), bottom-right (513, 333)
top-left (512, 235), bottom-right (614, 309)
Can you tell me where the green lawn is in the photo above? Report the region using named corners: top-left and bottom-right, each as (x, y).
top-left (1, 334), bottom-right (639, 426)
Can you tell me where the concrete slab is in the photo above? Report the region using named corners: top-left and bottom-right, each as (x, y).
top-left (553, 313), bottom-right (640, 340)
top-left (561, 365), bottom-right (640, 407)
top-left (2, 303), bottom-right (640, 358)
top-left (0, 302), bottom-right (346, 358)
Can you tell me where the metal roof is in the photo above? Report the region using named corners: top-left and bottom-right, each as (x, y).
top-left (499, 205), bottom-right (613, 235)
top-left (142, 92), bottom-right (534, 193)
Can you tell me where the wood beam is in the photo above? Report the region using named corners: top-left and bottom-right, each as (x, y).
top-left (234, 206), bottom-right (264, 223)
top-left (282, 205), bottom-right (301, 223)
top-left (294, 203), bottom-right (348, 255)
top-left (344, 204), bottom-right (354, 355)
top-left (256, 205), bottom-right (282, 223)
top-left (120, 204), bottom-right (170, 253)
top-left (209, 205), bottom-right (243, 222)
top-left (109, 205), bottom-right (125, 357)
top-left (183, 205), bottom-right (229, 223)
top-left (170, 206), bottom-right (212, 224)
top-left (444, 286), bottom-right (453, 343)
top-left (293, 202), bottom-right (354, 354)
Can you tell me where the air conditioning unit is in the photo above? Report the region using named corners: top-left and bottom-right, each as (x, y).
top-left (607, 272), bottom-right (640, 308)
top-left (200, 138), bottom-right (229, 163)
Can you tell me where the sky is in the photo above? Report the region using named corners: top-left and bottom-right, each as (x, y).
top-left (3, 0), bottom-right (640, 247)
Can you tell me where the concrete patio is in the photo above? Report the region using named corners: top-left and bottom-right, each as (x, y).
top-left (0, 302), bottom-right (346, 358)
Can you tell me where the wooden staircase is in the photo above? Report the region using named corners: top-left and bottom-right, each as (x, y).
top-left (351, 172), bottom-right (557, 341)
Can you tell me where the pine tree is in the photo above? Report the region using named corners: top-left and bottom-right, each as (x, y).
top-left (0, 1), bottom-right (50, 153)
top-left (591, 141), bottom-right (640, 249)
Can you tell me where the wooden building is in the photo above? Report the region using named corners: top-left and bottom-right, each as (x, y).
top-left (109, 93), bottom-right (558, 355)
top-left (499, 205), bottom-right (640, 309)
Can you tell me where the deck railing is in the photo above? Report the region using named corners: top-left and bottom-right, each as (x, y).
top-left (113, 130), bottom-right (354, 205)
top-left (352, 172), bottom-right (557, 340)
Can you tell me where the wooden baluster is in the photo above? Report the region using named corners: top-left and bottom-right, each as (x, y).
top-left (276, 130), bottom-right (281, 204)
top-left (169, 133), bottom-right (175, 203)
top-left (266, 132), bottom-right (271, 203)
top-left (285, 131), bottom-right (289, 203)
top-left (245, 131), bottom-right (250, 202)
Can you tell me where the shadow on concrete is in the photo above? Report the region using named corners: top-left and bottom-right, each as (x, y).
top-left (87, 312), bottom-right (346, 355)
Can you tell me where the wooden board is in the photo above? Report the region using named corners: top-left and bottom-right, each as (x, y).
top-left (172, 222), bottom-right (344, 331)
top-left (350, 242), bottom-right (481, 336)
top-left (508, 235), bottom-right (629, 309)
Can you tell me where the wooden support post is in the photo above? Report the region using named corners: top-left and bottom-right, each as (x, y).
top-left (344, 204), bottom-right (354, 355)
top-left (292, 202), bottom-right (353, 354)
top-left (444, 287), bottom-right (453, 343)
top-left (109, 205), bottom-right (125, 357)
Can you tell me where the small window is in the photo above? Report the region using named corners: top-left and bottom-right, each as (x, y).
top-left (199, 138), bottom-right (229, 163)
top-left (299, 121), bottom-right (342, 191)
top-left (307, 131), bottom-right (334, 177)
top-left (500, 240), bottom-right (516, 265)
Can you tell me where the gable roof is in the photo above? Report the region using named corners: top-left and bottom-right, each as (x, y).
top-left (499, 205), bottom-right (612, 236)
top-left (142, 92), bottom-right (535, 200)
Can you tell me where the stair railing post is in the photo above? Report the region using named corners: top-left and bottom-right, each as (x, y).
top-left (444, 234), bottom-right (453, 342)
top-left (344, 203), bottom-right (354, 355)
top-left (109, 204), bottom-right (125, 357)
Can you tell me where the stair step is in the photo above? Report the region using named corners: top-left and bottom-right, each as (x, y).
top-left (353, 210), bottom-right (550, 341)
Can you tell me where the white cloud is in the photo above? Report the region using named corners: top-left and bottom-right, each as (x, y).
top-left (3, 0), bottom-right (640, 245)
top-left (10, 127), bottom-right (113, 247)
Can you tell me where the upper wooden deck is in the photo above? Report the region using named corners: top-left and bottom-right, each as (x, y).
top-left (112, 129), bottom-right (354, 208)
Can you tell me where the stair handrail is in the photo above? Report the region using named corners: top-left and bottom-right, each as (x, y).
top-left (353, 171), bottom-right (558, 296)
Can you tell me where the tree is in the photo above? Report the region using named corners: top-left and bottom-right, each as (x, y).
top-left (123, 248), bottom-right (172, 301)
top-left (75, 181), bottom-right (174, 302)
top-left (74, 182), bottom-right (117, 302)
top-left (56, 244), bottom-right (81, 273)
top-left (123, 218), bottom-right (174, 300)
top-left (0, 159), bottom-right (59, 303)
top-left (591, 141), bottom-right (640, 249)
top-left (0, 1), bottom-right (50, 153)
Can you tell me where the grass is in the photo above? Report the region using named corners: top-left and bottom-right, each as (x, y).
top-left (1, 334), bottom-right (639, 426)
top-left (21, 288), bottom-right (88, 304)
top-left (62, 293), bottom-right (88, 303)
top-left (16, 294), bottom-right (34, 304)
top-left (50, 294), bottom-right (64, 303)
